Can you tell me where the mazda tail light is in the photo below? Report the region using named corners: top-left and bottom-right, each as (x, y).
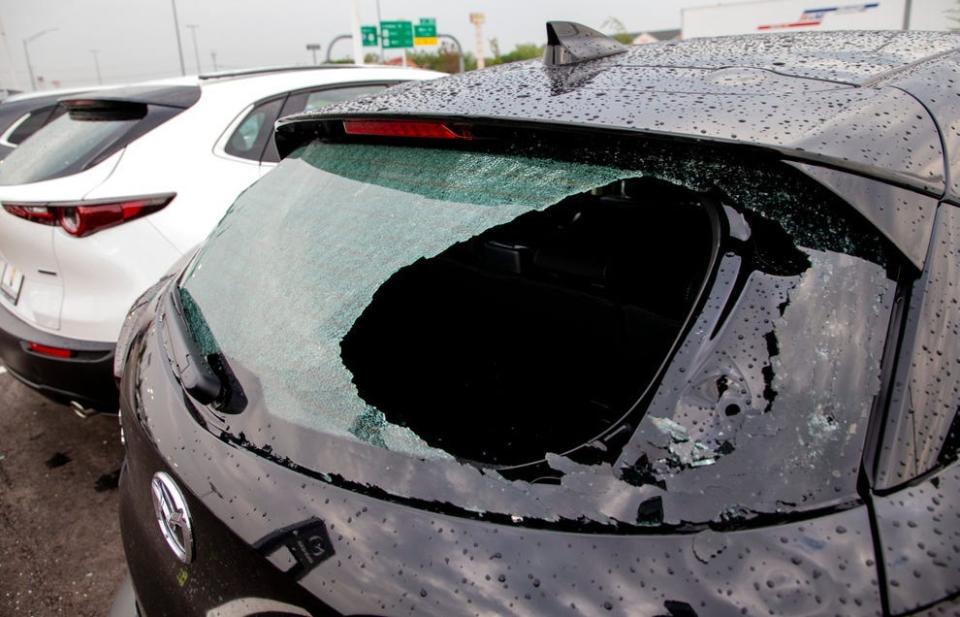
top-left (2, 193), bottom-right (175, 237)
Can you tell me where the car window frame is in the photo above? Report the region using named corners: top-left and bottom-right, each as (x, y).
top-left (214, 81), bottom-right (406, 167)
top-left (218, 95), bottom-right (288, 164)
top-left (868, 200), bottom-right (960, 493)
top-left (263, 81), bottom-right (403, 165)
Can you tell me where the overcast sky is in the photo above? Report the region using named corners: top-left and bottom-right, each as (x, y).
top-left (0, 0), bottom-right (747, 89)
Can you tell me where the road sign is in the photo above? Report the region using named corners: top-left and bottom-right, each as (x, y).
top-left (360, 26), bottom-right (378, 47)
top-left (414, 17), bottom-right (438, 47)
top-left (380, 20), bottom-right (413, 49)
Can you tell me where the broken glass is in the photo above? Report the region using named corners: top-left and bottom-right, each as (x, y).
top-left (180, 138), bottom-right (896, 529)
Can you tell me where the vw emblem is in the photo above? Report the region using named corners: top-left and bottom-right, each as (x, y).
top-left (151, 471), bottom-right (194, 563)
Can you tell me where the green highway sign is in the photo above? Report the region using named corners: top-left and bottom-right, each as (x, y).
top-left (360, 25), bottom-right (378, 47)
top-left (414, 17), bottom-right (438, 46)
top-left (380, 20), bottom-right (414, 49)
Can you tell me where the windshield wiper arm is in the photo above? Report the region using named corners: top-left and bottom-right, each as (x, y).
top-left (162, 287), bottom-right (222, 405)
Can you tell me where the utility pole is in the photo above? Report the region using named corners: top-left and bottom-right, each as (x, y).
top-left (169, 0), bottom-right (186, 76)
top-left (0, 13), bottom-right (19, 90)
top-left (350, 0), bottom-right (364, 65)
top-left (469, 12), bottom-right (486, 70)
top-left (210, 50), bottom-right (218, 72)
top-left (90, 49), bottom-right (102, 84)
top-left (185, 24), bottom-right (201, 73)
top-left (23, 28), bottom-right (57, 91)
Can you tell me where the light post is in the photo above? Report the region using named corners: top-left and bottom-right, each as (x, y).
top-left (350, 0), bottom-right (364, 65)
top-left (169, 0), bottom-right (186, 76)
top-left (23, 28), bottom-right (57, 91)
top-left (306, 43), bottom-right (321, 65)
top-left (90, 49), bottom-right (102, 84)
top-left (185, 24), bottom-right (201, 73)
top-left (375, 0), bottom-right (384, 63)
top-left (210, 50), bottom-right (218, 72)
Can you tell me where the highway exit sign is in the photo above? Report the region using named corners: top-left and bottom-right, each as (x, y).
top-left (414, 17), bottom-right (438, 46)
top-left (360, 26), bottom-right (378, 47)
top-left (380, 21), bottom-right (413, 49)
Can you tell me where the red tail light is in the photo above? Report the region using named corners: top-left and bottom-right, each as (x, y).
top-left (2, 194), bottom-right (175, 237)
top-left (28, 342), bottom-right (74, 358)
top-left (2, 204), bottom-right (57, 225)
top-left (343, 119), bottom-right (473, 140)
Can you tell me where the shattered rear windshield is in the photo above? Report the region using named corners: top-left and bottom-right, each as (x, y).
top-left (178, 135), bottom-right (895, 530)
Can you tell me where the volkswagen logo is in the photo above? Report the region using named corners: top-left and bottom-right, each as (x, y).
top-left (151, 471), bottom-right (194, 563)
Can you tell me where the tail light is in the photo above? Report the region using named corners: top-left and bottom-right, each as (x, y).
top-left (343, 119), bottom-right (473, 140)
top-left (2, 193), bottom-right (175, 237)
top-left (27, 342), bottom-right (74, 359)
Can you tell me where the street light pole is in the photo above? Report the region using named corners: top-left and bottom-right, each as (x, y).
top-left (350, 0), bottom-right (364, 65)
top-left (169, 0), bottom-right (186, 76)
top-left (22, 28), bottom-right (57, 91)
top-left (0, 14), bottom-right (19, 90)
top-left (306, 43), bottom-right (322, 64)
top-left (210, 50), bottom-right (218, 72)
top-left (375, 0), bottom-right (384, 63)
top-left (185, 24), bottom-right (201, 73)
top-left (90, 49), bottom-right (102, 84)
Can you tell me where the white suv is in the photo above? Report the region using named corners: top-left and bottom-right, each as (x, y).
top-left (0, 66), bottom-right (441, 411)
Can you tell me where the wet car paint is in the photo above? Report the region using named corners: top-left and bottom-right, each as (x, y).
top-left (874, 204), bottom-right (960, 491)
top-left (874, 50), bottom-right (960, 204)
top-left (281, 32), bottom-right (960, 198)
top-left (121, 326), bottom-right (885, 616)
top-left (117, 30), bottom-right (960, 617)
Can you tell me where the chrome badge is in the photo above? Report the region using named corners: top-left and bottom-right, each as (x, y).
top-left (151, 471), bottom-right (194, 563)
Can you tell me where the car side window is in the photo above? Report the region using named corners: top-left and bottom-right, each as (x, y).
top-left (224, 97), bottom-right (284, 162)
top-left (261, 85), bottom-right (389, 164)
top-left (874, 203), bottom-right (960, 490)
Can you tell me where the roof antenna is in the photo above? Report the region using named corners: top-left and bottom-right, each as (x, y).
top-left (543, 21), bottom-right (628, 67)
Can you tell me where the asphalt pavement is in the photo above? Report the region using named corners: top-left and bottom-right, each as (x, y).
top-left (0, 367), bottom-right (127, 616)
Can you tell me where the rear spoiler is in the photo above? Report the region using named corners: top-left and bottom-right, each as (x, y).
top-left (60, 85), bottom-right (201, 110)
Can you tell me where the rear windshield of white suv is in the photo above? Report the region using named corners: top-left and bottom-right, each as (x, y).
top-left (0, 104), bottom-right (166, 185)
top-left (176, 133), bottom-right (897, 529)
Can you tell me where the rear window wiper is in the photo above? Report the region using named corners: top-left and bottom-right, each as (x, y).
top-left (162, 287), bottom-right (222, 405)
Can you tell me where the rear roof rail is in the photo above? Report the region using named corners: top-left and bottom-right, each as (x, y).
top-left (198, 64), bottom-right (376, 81)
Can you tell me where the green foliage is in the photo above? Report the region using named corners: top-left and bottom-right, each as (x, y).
top-left (487, 43), bottom-right (544, 66)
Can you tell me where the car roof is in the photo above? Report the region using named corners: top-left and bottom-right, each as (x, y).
top-left (54, 66), bottom-right (442, 113)
top-left (287, 30), bottom-right (960, 200)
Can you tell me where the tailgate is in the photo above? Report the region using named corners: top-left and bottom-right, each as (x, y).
top-left (0, 154), bottom-right (122, 331)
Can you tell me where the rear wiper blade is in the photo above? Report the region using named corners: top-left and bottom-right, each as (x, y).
top-left (162, 287), bottom-right (222, 405)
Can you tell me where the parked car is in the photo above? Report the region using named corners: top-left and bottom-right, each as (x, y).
top-left (0, 65), bottom-right (441, 413)
top-left (112, 25), bottom-right (960, 616)
top-left (0, 88), bottom-right (96, 159)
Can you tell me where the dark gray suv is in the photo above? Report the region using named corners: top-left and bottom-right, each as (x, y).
top-left (112, 24), bottom-right (960, 617)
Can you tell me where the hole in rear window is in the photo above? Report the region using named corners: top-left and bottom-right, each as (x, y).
top-left (340, 178), bottom-right (715, 467)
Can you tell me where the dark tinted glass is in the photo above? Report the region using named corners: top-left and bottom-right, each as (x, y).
top-left (224, 98), bottom-right (283, 161)
top-left (5, 105), bottom-right (56, 145)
